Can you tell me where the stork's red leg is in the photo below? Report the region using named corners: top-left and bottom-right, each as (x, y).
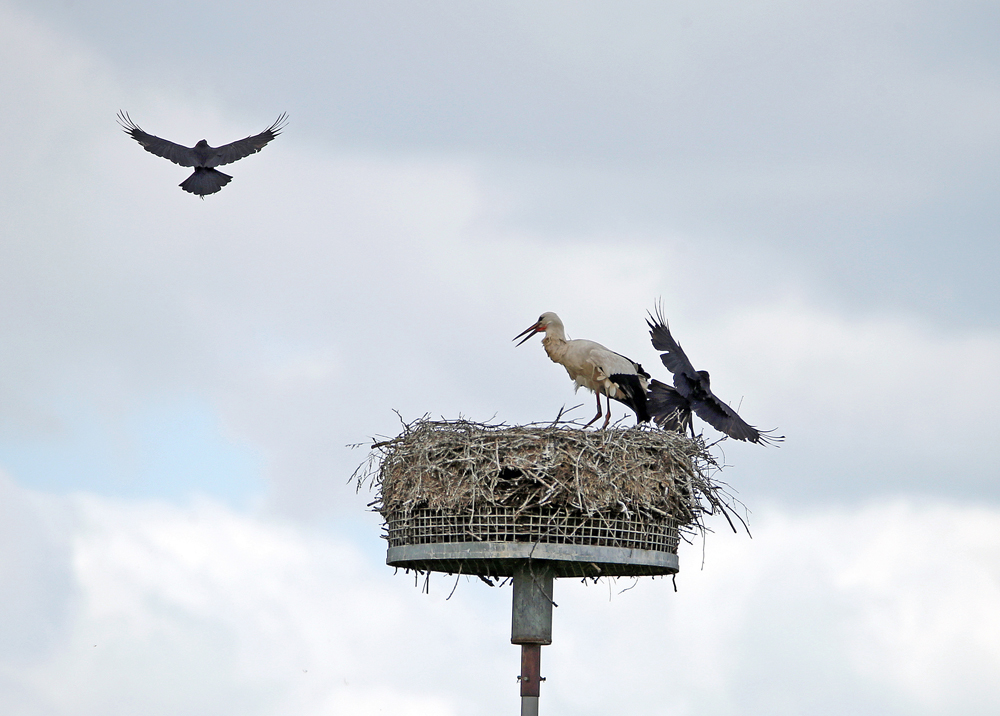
top-left (601, 393), bottom-right (612, 429)
top-left (583, 392), bottom-right (603, 427)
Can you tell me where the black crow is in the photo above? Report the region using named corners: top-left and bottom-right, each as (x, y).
top-left (646, 306), bottom-right (782, 445)
top-left (117, 111), bottom-right (287, 197)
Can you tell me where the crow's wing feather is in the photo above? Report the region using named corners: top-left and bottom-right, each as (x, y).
top-left (646, 305), bottom-right (698, 378)
top-left (690, 394), bottom-right (782, 445)
top-left (117, 111), bottom-right (199, 167)
top-left (207, 113), bottom-right (287, 167)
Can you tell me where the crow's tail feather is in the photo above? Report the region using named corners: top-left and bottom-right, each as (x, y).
top-left (648, 379), bottom-right (692, 434)
top-left (180, 167), bottom-right (233, 196)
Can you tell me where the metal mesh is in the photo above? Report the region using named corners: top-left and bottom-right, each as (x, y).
top-left (385, 507), bottom-right (679, 554)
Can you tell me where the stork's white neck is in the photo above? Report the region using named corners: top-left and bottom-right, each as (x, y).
top-left (541, 324), bottom-right (568, 364)
top-left (541, 317), bottom-right (566, 342)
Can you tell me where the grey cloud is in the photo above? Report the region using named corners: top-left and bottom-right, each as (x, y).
top-left (0, 474), bottom-right (76, 665)
top-left (1, 494), bottom-right (996, 715)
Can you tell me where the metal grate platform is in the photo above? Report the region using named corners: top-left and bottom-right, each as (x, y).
top-left (384, 507), bottom-right (680, 578)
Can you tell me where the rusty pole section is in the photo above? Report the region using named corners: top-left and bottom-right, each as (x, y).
top-left (519, 645), bottom-right (542, 695)
top-left (511, 562), bottom-right (553, 716)
top-left (519, 644), bottom-right (542, 713)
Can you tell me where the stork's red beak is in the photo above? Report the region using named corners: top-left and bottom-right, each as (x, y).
top-left (514, 322), bottom-right (543, 346)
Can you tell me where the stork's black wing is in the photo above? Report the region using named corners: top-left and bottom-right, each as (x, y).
top-left (646, 305), bottom-right (698, 379)
top-left (689, 394), bottom-right (783, 445)
top-left (647, 379), bottom-right (691, 433)
top-left (608, 372), bottom-right (651, 423)
top-left (117, 111), bottom-right (199, 167)
top-left (207, 113), bottom-right (287, 167)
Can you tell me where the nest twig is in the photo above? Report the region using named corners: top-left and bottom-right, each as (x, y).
top-left (354, 417), bottom-right (746, 541)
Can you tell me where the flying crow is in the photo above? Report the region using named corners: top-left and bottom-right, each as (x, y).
top-left (117, 111), bottom-right (287, 197)
top-left (646, 306), bottom-right (782, 445)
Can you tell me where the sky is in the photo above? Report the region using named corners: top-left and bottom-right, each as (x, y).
top-left (1, 1), bottom-right (999, 713)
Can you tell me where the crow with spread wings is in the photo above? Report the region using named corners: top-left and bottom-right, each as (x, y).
top-left (646, 306), bottom-right (783, 445)
top-left (117, 112), bottom-right (287, 197)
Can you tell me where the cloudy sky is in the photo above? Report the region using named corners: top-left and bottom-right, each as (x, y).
top-left (2, 1), bottom-right (999, 713)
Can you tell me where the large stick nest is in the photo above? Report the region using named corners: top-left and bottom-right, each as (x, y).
top-left (355, 417), bottom-right (745, 539)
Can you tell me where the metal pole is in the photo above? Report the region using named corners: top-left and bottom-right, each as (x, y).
top-left (511, 561), bottom-right (553, 716)
top-left (519, 644), bottom-right (541, 716)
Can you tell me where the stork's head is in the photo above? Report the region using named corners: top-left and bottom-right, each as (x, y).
top-left (514, 312), bottom-right (561, 346)
top-left (195, 139), bottom-right (210, 148)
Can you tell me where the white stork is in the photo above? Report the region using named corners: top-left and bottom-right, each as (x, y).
top-left (515, 312), bottom-right (651, 428)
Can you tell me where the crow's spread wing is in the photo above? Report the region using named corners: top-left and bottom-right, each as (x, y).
top-left (690, 394), bottom-right (783, 445)
top-left (207, 113), bottom-right (287, 167)
top-left (117, 111), bottom-right (199, 167)
top-left (646, 305), bottom-right (698, 379)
